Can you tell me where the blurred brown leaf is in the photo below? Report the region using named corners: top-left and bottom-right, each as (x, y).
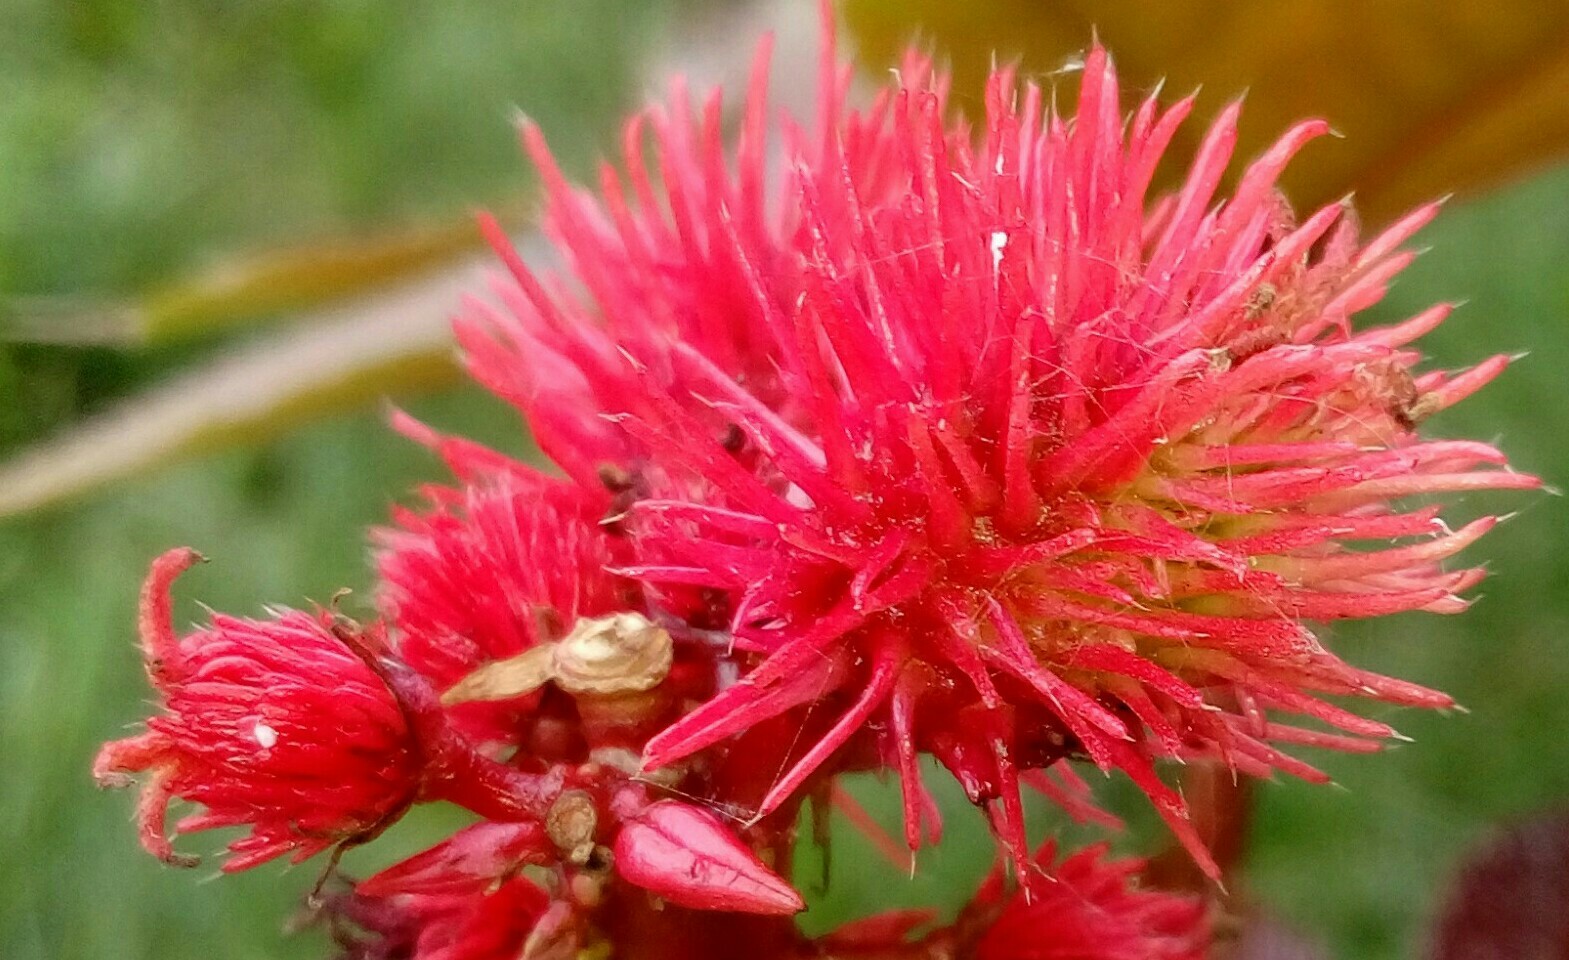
top-left (842, 0), bottom-right (1569, 222)
top-left (133, 218), bottom-right (491, 344)
top-left (1146, 763), bottom-right (1256, 892)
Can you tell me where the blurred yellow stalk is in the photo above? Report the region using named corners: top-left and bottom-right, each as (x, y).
top-left (0, 254), bottom-right (500, 516)
top-left (4, 218), bottom-right (492, 346)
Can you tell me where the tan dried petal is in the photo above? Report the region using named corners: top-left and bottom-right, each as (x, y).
top-left (439, 645), bottom-right (556, 705)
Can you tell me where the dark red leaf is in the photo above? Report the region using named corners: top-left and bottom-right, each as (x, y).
top-left (1430, 810), bottom-right (1569, 960)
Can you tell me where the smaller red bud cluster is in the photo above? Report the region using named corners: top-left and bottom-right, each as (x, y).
top-left (101, 540), bottom-right (1187, 960)
top-left (96, 7), bottom-right (1531, 959)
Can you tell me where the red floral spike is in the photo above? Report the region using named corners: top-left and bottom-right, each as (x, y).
top-left (460, 10), bottom-right (1536, 879)
top-left (816, 910), bottom-right (940, 952)
top-left (612, 800), bottom-right (805, 915)
top-left (88, 5), bottom-right (1544, 954)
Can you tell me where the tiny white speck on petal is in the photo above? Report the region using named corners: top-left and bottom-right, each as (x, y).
top-left (990, 230), bottom-right (1009, 270)
top-left (253, 722), bottom-right (279, 749)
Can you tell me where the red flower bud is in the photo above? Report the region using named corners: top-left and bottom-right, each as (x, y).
top-left (94, 548), bottom-right (421, 870)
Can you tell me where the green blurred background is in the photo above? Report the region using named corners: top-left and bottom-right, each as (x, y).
top-left (2, 2), bottom-right (1566, 958)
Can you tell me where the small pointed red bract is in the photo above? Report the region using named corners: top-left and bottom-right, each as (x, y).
top-left (358, 821), bottom-right (554, 898)
top-left (613, 800), bottom-right (804, 915)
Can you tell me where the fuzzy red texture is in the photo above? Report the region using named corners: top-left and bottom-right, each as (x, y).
top-left (458, 19), bottom-right (1536, 878)
top-left (378, 476), bottom-right (623, 687)
top-left (972, 844), bottom-right (1209, 960)
top-left (330, 833), bottom-right (1206, 960)
top-left (93, 548), bottom-right (421, 871)
top-left (329, 877), bottom-right (552, 960)
top-left (375, 417), bottom-right (637, 739)
top-left (814, 841), bottom-right (1207, 959)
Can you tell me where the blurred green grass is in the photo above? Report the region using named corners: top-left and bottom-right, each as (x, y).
top-left (3, 3), bottom-right (1567, 959)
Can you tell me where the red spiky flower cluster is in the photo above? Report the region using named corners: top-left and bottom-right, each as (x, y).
top-left (96, 9), bottom-right (1531, 959)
